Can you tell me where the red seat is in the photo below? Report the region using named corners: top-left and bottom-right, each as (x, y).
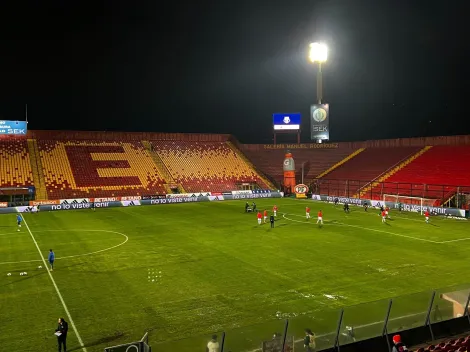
top-left (0, 139), bottom-right (34, 188)
top-left (372, 146), bottom-right (470, 202)
top-left (39, 140), bottom-right (167, 199)
top-left (152, 140), bottom-right (269, 192)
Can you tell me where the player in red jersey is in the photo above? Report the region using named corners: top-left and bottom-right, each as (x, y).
top-left (381, 210), bottom-right (386, 223)
top-left (317, 210), bottom-right (323, 225)
top-left (273, 205), bottom-right (278, 217)
top-left (257, 211), bottom-right (262, 225)
top-left (424, 210), bottom-right (430, 223)
top-left (385, 206), bottom-right (391, 219)
top-left (306, 206), bottom-right (311, 219)
top-left (263, 209), bottom-right (268, 223)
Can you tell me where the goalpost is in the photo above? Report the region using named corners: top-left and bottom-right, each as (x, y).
top-left (383, 194), bottom-right (437, 215)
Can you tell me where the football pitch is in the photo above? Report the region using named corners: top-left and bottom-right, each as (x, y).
top-left (1, 198), bottom-right (470, 352)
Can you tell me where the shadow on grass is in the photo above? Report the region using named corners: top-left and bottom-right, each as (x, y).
top-left (68, 331), bottom-right (125, 351)
top-left (1, 270), bottom-right (48, 287)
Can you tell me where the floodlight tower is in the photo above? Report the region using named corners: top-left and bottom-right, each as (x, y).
top-left (308, 42), bottom-right (327, 104)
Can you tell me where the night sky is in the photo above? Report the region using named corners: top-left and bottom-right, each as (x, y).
top-left (0, 1), bottom-right (467, 143)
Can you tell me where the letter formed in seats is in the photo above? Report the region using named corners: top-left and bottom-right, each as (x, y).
top-left (65, 146), bottom-right (141, 188)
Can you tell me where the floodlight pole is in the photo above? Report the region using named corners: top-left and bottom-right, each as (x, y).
top-left (317, 62), bottom-right (323, 104)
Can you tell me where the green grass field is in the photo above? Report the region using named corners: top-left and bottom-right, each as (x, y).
top-left (1, 198), bottom-right (470, 352)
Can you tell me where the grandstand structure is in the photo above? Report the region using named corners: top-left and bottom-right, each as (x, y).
top-left (0, 139), bottom-right (34, 189)
top-left (0, 131), bottom-right (275, 201)
top-left (1, 131), bottom-right (470, 208)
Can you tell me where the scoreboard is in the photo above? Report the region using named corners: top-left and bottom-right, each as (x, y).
top-left (273, 113), bottom-right (301, 130)
top-left (0, 120), bottom-right (28, 135)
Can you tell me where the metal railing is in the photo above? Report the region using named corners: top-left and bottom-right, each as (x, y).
top-left (310, 179), bottom-right (470, 208)
top-left (151, 283), bottom-right (470, 352)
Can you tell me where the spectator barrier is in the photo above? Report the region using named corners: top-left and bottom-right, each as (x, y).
top-left (150, 283), bottom-right (470, 352)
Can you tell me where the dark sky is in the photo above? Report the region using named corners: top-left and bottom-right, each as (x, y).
top-left (0, 1), bottom-right (467, 143)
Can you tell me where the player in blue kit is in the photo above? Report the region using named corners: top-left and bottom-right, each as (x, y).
top-left (48, 249), bottom-right (55, 271)
top-left (16, 214), bottom-right (22, 231)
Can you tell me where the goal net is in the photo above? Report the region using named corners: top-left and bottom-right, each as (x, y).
top-left (383, 194), bottom-right (437, 215)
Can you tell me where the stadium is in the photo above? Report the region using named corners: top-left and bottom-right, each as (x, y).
top-left (1, 128), bottom-right (470, 352)
top-left (2, 3), bottom-right (470, 352)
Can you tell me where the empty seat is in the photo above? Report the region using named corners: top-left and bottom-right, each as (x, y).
top-left (0, 139), bottom-right (34, 188)
top-left (152, 141), bottom-right (268, 192)
top-left (241, 145), bottom-right (356, 185)
top-left (319, 147), bottom-right (420, 197)
top-left (372, 146), bottom-right (470, 203)
top-left (38, 140), bottom-right (166, 199)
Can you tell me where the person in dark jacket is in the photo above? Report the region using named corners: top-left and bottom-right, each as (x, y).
top-left (55, 317), bottom-right (68, 352)
top-left (392, 334), bottom-right (408, 352)
top-left (270, 214), bottom-right (275, 228)
top-left (303, 329), bottom-right (316, 351)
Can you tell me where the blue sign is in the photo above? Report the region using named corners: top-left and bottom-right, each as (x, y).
top-left (273, 113), bottom-right (301, 130)
top-left (0, 120), bottom-right (28, 135)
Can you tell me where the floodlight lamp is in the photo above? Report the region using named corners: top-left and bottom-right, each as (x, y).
top-left (309, 42), bottom-right (327, 63)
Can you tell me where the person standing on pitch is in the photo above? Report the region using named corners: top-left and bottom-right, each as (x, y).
top-left (381, 210), bottom-right (387, 223)
top-left (48, 249), bottom-right (55, 271)
top-left (424, 210), bottom-right (430, 223)
top-left (316, 210), bottom-right (323, 226)
top-left (270, 213), bottom-right (275, 228)
top-left (55, 317), bottom-right (68, 352)
top-left (16, 214), bottom-right (22, 231)
top-left (257, 211), bottom-right (262, 225)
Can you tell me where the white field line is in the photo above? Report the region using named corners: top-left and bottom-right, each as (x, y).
top-left (439, 237), bottom-right (470, 244)
top-left (282, 213), bottom-right (441, 244)
top-left (273, 200), bottom-right (428, 224)
top-left (272, 198), bottom-right (469, 224)
top-left (246, 310), bottom-right (426, 352)
top-left (0, 232), bottom-right (26, 236)
top-left (22, 217), bottom-right (88, 352)
top-left (0, 229), bottom-right (128, 265)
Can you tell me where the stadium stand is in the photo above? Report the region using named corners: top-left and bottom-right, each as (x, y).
top-left (37, 140), bottom-right (167, 199)
top-left (372, 146), bottom-right (470, 203)
top-left (411, 334), bottom-right (470, 352)
top-left (317, 147), bottom-right (421, 196)
top-left (0, 139), bottom-right (34, 188)
top-left (151, 140), bottom-right (269, 192)
top-left (240, 145), bottom-right (356, 185)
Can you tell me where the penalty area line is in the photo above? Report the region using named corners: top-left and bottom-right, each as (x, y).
top-left (282, 213), bottom-right (441, 244)
top-left (22, 216), bottom-right (88, 352)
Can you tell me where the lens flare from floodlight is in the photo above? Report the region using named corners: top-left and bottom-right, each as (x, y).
top-left (309, 43), bottom-right (327, 63)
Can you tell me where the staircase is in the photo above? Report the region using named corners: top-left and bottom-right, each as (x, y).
top-left (355, 146), bottom-right (433, 198)
top-left (141, 141), bottom-right (185, 194)
top-left (27, 139), bottom-right (48, 200)
top-left (316, 148), bottom-right (365, 179)
top-left (226, 141), bottom-right (276, 190)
